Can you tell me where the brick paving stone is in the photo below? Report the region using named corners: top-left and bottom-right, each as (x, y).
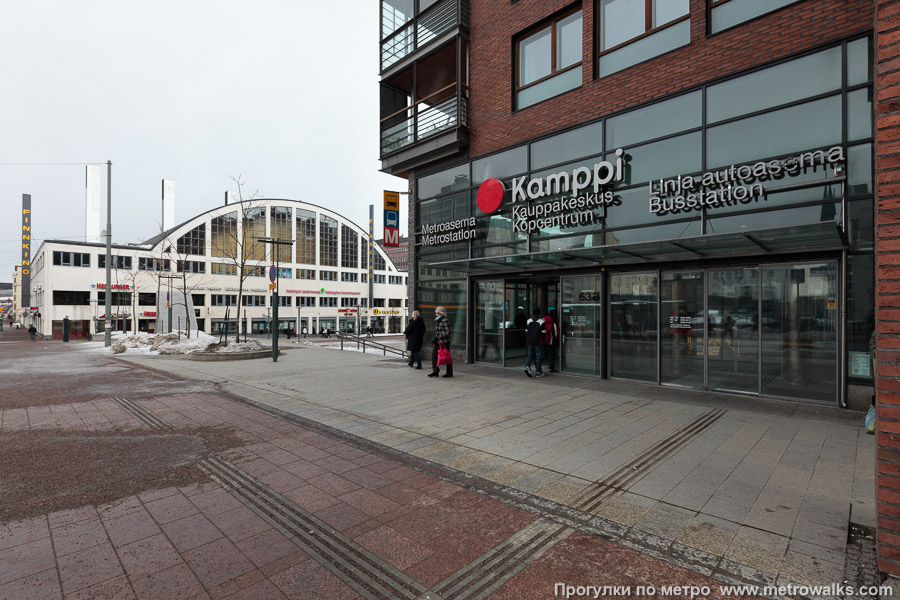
top-left (255, 468), bottom-right (307, 493)
top-left (56, 541), bottom-right (123, 595)
top-left (0, 516), bottom-right (49, 552)
top-left (130, 562), bottom-right (206, 600)
top-left (116, 533), bottom-right (183, 579)
top-left (341, 467), bottom-right (394, 490)
top-left (63, 575), bottom-right (136, 600)
top-left (97, 496), bottom-right (144, 521)
top-left (234, 529), bottom-right (301, 570)
top-left (221, 578), bottom-right (289, 600)
top-left (0, 568), bottom-right (61, 600)
top-left (314, 502), bottom-right (371, 532)
top-left (280, 458), bottom-right (328, 481)
top-left (270, 559), bottom-right (363, 600)
top-left (47, 506), bottom-right (97, 529)
top-left (313, 455), bottom-right (360, 474)
top-left (282, 484), bottom-right (341, 513)
top-left (356, 524), bottom-right (434, 571)
top-left (161, 514), bottom-right (224, 553)
top-left (187, 487), bottom-right (245, 517)
top-left (308, 473), bottom-right (361, 497)
top-left (144, 492), bottom-right (199, 525)
top-left (50, 517), bottom-right (109, 556)
top-left (207, 506), bottom-right (271, 544)
top-left (338, 488), bottom-right (400, 518)
top-left (0, 537), bottom-right (56, 587)
top-left (183, 538), bottom-right (256, 591)
top-left (102, 509), bottom-right (162, 548)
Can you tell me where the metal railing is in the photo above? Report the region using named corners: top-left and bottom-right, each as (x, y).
top-left (336, 332), bottom-right (408, 358)
top-left (380, 83), bottom-right (469, 156)
top-left (381, 0), bottom-right (469, 71)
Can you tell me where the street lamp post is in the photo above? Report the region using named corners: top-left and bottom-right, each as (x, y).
top-left (257, 237), bottom-right (293, 363)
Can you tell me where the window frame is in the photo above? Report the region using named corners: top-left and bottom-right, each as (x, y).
top-left (515, 7), bottom-right (584, 97)
top-left (596, 0), bottom-right (690, 56)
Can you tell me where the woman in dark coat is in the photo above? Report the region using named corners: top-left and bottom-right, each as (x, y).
top-left (404, 310), bottom-right (426, 369)
top-left (428, 306), bottom-right (453, 378)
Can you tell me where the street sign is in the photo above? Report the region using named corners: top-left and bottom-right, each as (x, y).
top-left (269, 282), bottom-right (277, 290)
top-left (269, 266), bottom-right (277, 283)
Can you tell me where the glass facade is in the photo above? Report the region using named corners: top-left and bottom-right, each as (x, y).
top-left (415, 36), bottom-right (873, 404)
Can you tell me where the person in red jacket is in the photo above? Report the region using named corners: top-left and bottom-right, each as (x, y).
top-left (543, 309), bottom-right (560, 373)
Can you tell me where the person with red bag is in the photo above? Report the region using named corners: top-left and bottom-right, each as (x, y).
top-left (428, 306), bottom-right (453, 378)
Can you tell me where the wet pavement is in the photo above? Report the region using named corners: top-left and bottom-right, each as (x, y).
top-left (0, 328), bottom-right (884, 599)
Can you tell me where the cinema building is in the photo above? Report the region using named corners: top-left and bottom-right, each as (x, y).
top-left (27, 199), bottom-right (408, 339)
top-left (378, 0), bottom-right (878, 408)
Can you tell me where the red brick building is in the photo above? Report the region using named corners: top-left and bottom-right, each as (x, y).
top-left (379, 0), bottom-right (900, 573)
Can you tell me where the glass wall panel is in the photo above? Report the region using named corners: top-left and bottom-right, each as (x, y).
top-left (848, 144), bottom-right (873, 197)
top-left (476, 280), bottom-right (504, 364)
top-left (519, 28), bottom-right (552, 86)
top-left (606, 219), bottom-right (701, 244)
top-left (848, 88), bottom-right (873, 141)
top-left (419, 279), bottom-right (467, 348)
top-left (707, 268), bottom-right (759, 393)
top-left (660, 271), bottom-right (704, 387)
top-left (654, 0), bottom-right (689, 26)
top-left (473, 146), bottom-right (528, 185)
top-left (418, 164), bottom-right (470, 200)
top-left (557, 12), bottom-right (583, 69)
top-left (847, 37), bottom-right (873, 86)
top-left (505, 282), bottom-right (529, 364)
top-left (849, 199), bottom-right (873, 251)
top-left (706, 203), bottom-right (840, 236)
top-left (242, 207), bottom-right (266, 262)
top-left (706, 96), bottom-right (842, 169)
top-left (606, 92), bottom-right (701, 149)
top-left (518, 67), bottom-right (582, 110)
top-left (610, 272), bottom-right (658, 382)
top-left (710, 0), bottom-right (802, 35)
top-left (418, 191), bottom-right (471, 228)
top-left (561, 276), bottom-right (602, 374)
top-left (616, 132), bottom-right (702, 188)
top-left (531, 122), bottom-right (603, 170)
top-left (847, 254), bottom-right (875, 381)
top-left (382, 0), bottom-right (413, 39)
top-left (707, 48), bottom-right (841, 123)
top-left (600, 0), bottom-right (645, 51)
top-left (606, 186), bottom-right (704, 229)
top-left (760, 262), bottom-right (837, 402)
top-left (597, 19), bottom-right (690, 78)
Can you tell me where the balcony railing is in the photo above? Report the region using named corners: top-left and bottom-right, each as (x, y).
top-left (381, 0), bottom-right (469, 71)
top-left (380, 83), bottom-right (469, 157)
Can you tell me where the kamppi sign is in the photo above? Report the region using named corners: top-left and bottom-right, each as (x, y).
top-left (421, 151), bottom-right (626, 245)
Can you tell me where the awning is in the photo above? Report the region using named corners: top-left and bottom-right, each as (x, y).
top-left (426, 221), bottom-right (847, 275)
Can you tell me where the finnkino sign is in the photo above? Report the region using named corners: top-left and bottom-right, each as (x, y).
top-left (420, 146), bottom-right (846, 245)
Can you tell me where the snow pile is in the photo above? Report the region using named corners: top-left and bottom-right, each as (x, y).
top-left (104, 331), bottom-right (268, 355)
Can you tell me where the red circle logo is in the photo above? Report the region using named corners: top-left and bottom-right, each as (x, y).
top-left (476, 178), bottom-right (504, 214)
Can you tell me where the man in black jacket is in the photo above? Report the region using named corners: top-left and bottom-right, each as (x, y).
top-left (524, 308), bottom-right (545, 378)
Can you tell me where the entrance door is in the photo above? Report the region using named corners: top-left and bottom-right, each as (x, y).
top-left (561, 275), bottom-right (602, 375)
top-left (476, 281), bottom-right (504, 364)
top-left (660, 271), bottom-right (705, 387)
top-left (502, 280), bottom-right (558, 367)
top-left (707, 268), bottom-right (759, 394)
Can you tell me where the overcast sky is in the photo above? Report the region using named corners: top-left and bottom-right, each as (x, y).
top-left (0, 1), bottom-right (405, 279)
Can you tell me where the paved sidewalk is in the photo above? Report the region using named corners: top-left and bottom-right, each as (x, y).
top-left (113, 341), bottom-right (877, 591)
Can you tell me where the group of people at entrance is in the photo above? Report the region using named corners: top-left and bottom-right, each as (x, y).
top-left (524, 308), bottom-right (559, 378)
top-left (403, 306), bottom-right (452, 378)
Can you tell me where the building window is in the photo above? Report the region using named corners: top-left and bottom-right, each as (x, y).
top-left (342, 272), bottom-right (358, 282)
top-left (277, 268), bottom-right (291, 279)
top-left (211, 262), bottom-right (237, 275)
top-left (373, 298), bottom-right (385, 307)
top-left (139, 293), bottom-right (157, 306)
top-left (596, 0), bottom-right (690, 77)
top-left (297, 296), bottom-right (316, 308)
top-left (389, 275), bottom-right (403, 285)
top-left (52, 290), bottom-right (91, 305)
top-left (177, 260), bottom-right (206, 274)
top-left (212, 294), bottom-right (237, 306)
top-left (242, 295), bottom-right (266, 307)
top-left (709, 0), bottom-right (801, 35)
top-left (191, 293), bottom-right (205, 307)
top-left (341, 225), bottom-right (358, 269)
top-left (320, 297), bottom-right (337, 308)
top-left (320, 215), bottom-right (338, 267)
top-left (242, 207), bottom-right (266, 262)
top-left (53, 251), bottom-right (90, 267)
top-left (516, 9), bottom-right (583, 110)
top-left (270, 207), bottom-right (292, 263)
top-left (278, 296), bottom-right (292, 307)
top-left (361, 235), bottom-right (369, 270)
top-left (362, 273), bottom-right (368, 283)
top-left (138, 257), bottom-right (171, 272)
top-left (177, 224), bottom-right (206, 256)
top-left (373, 251), bottom-right (386, 271)
top-left (373, 274), bottom-right (386, 284)
top-left (98, 291), bottom-right (131, 306)
top-left (242, 265), bottom-right (266, 277)
top-left (321, 270), bottom-right (338, 281)
top-left (98, 255), bottom-right (132, 269)
top-left (296, 209), bottom-right (316, 265)
top-left (341, 297), bottom-right (359, 307)
top-left (297, 268), bottom-right (316, 280)
top-left (211, 211), bottom-right (237, 258)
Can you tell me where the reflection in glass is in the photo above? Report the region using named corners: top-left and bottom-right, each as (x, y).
top-left (847, 255), bottom-right (875, 380)
top-left (518, 67), bottom-right (582, 110)
top-left (505, 282), bottom-right (530, 364)
top-left (597, 19), bottom-right (690, 78)
top-left (606, 92), bottom-right (701, 149)
top-left (706, 203), bottom-right (840, 235)
top-left (561, 276), bottom-right (602, 374)
top-left (760, 263), bottom-right (837, 402)
top-left (606, 219), bottom-right (701, 244)
top-left (477, 281), bottom-right (504, 364)
top-left (847, 37), bottom-right (873, 87)
top-left (519, 28), bottom-right (552, 86)
top-left (848, 144), bottom-right (873, 197)
top-left (600, 0), bottom-right (645, 51)
top-left (707, 48), bottom-right (841, 124)
top-left (610, 272), bottom-right (658, 381)
top-left (473, 146), bottom-right (528, 185)
top-left (710, 0), bottom-right (802, 34)
top-left (418, 164), bottom-right (470, 200)
top-left (661, 271), bottom-right (704, 387)
top-left (605, 186), bottom-right (703, 229)
top-left (707, 269), bottom-right (759, 393)
top-left (616, 132), bottom-right (702, 187)
top-left (557, 12), bottom-right (583, 69)
top-left (849, 199), bottom-right (873, 251)
top-left (707, 97), bottom-right (842, 169)
top-left (531, 122), bottom-right (603, 170)
top-left (848, 89), bottom-right (873, 142)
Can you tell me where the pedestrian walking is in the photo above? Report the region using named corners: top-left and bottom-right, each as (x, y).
top-left (28, 324), bottom-right (37, 341)
top-left (404, 311), bottom-right (425, 369)
top-left (428, 306), bottom-right (453, 378)
top-left (366, 325), bottom-right (373, 338)
top-left (302, 327), bottom-right (307, 339)
top-left (524, 308), bottom-right (546, 378)
top-left (543, 309), bottom-right (559, 373)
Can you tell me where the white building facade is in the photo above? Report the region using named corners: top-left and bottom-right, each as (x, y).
top-left (28, 199), bottom-right (408, 339)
